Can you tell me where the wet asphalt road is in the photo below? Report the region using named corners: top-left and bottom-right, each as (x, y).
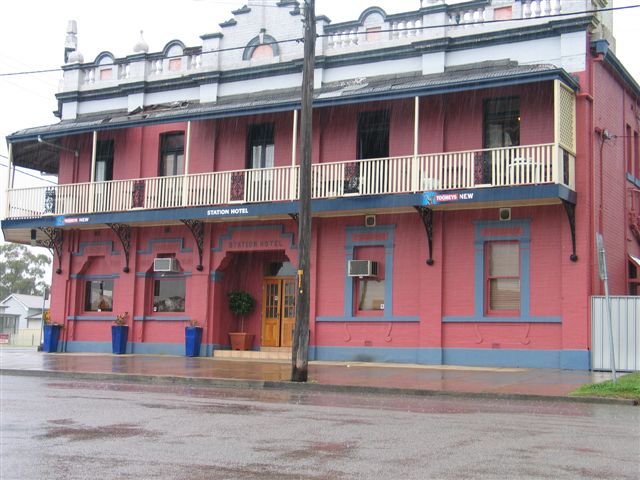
top-left (1, 375), bottom-right (638, 480)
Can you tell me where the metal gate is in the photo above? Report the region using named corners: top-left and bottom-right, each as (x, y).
top-left (591, 296), bottom-right (640, 371)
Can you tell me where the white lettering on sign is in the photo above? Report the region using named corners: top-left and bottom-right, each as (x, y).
top-left (434, 192), bottom-right (474, 202)
top-left (207, 207), bottom-right (249, 216)
top-left (63, 217), bottom-right (89, 224)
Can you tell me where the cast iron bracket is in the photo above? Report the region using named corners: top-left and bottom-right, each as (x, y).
top-left (562, 200), bottom-right (578, 262)
top-left (37, 227), bottom-right (63, 274)
top-left (106, 223), bottom-right (132, 273)
top-left (289, 213), bottom-right (299, 225)
top-left (180, 219), bottom-right (205, 271)
top-left (414, 206), bottom-right (434, 265)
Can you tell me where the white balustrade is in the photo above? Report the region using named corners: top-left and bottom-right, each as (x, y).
top-left (522, 0), bottom-right (560, 18)
top-left (5, 144), bottom-right (567, 220)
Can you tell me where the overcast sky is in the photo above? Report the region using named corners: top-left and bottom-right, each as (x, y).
top-left (0, 0), bottom-right (638, 196)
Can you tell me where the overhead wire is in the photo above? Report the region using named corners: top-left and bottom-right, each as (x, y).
top-left (0, 3), bottom-right (638, 77)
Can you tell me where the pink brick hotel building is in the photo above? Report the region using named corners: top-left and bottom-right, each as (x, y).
top-left (3, 0), bottom-right (639, 369)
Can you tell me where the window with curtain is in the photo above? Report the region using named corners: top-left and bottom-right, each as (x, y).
top-left (84, 279), bottom-right (114, 312)
top-left (485, 242), bottom-right (520, 313)
top-left (247, 123), bottom-right (275, 169)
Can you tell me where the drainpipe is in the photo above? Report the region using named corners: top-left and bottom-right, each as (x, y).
top-left (290, 109), bottom-right (299, 200)
top-left (4, 143), bottom-right (13, 218)
top-left (413, 96), bottom-right (420, 191)
top-left (182, 120), bottom-right (192, 206)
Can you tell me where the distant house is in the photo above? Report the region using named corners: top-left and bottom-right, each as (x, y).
top-left (0, 294), bottom-right (49, 346)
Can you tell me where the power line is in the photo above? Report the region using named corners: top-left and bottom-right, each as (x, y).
top-left (0, 161), bottom-right (58, 185)
top-left (0, 4), bottom-right (637, 77)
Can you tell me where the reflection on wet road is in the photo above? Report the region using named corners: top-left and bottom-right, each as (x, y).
top-left (2, 375), bottom-right (638, 479)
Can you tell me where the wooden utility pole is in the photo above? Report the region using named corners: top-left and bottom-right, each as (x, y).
top-left (291, 0), bottom-right (315, 382)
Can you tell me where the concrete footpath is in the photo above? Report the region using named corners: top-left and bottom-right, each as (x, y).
top-left (0, 347), bottom-right (634, 405)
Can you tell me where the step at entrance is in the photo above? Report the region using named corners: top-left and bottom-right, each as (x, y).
top-left (213, 347), bottom-right (291, 360)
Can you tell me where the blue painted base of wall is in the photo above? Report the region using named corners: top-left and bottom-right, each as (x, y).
top-left (310, 346), bottom-right (590, 370)
top-left (62, 342), bottom-right (590, 370)
top-left (64, 341), bottom-right (223, 357)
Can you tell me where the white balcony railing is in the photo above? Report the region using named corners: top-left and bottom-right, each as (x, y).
top-left (5, 143), bottom-right (573, 220)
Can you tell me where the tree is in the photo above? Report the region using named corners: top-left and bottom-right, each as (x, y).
top-left (0, 244), bottom-right (51, 300)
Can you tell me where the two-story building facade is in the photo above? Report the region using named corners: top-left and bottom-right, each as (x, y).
top-left (3, 0), bottom-right (639, 368)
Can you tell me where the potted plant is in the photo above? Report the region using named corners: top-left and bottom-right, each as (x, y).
top-left (42, 310), bottom-right (62, 353)
top-left (111, 311), bottom-right (129, 355)
top-left (185, 319), bottom-right (203, 357)
top-left (227, 290), bottom-right (255, 350)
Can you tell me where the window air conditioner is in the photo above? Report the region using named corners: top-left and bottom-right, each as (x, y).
top-left (348, 260), bottom-right (378, 277)
top-left (153, 258), bottom-right (180, 273)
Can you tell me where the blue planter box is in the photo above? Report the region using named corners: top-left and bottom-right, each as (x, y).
top-left (185, 326), bottom-right (203, 357)
top-left (111, 325), bottom-right (129, 354)
top-left (42, 324), bottom-right (62, 353)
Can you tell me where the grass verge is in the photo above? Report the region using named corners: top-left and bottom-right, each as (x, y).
top-left (570, 372), bottom-right (640, 401)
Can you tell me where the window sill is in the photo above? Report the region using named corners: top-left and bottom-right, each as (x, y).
top-left (316, 316), bottom-right (419, 323)
top-left (442, 316), bottom-right (561, 323)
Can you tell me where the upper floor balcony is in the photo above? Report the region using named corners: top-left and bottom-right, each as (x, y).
top-left (6, 142), bottom-right (574, 221)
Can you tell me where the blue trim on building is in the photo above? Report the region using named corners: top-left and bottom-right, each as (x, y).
top-left (309, 346), bottom-right (589, 369)
top-left (316, 316), bottom-right (420, 323)
top-left (66, 315), bottom-right (117, 321)
top-left (135, 272), bottom-right (192, 278)
top-left (442, 316), bottom-right (562, 323)
top-left (627, 172), bottom-right (640, 188)
top-left (133, 316), bottom-right (191, 321)
top-left (70, 274), bottom-right (120, 280)
top-left (211, 224), bottom-right (296, 252)
top-left (65, 341), bottom-right (112, 354)
top-left (2, 185), bottom-right (574, 233)
top-left (64, 341), bottom-right (221, 356)
top-left (137, 237), bottom-right (192, 254)
top-left (466, 219), bottom-right (540, 323)
top-left (72, 241), bottom-right (120, 256)
top-left (343, 225), bottom-right (395, 319)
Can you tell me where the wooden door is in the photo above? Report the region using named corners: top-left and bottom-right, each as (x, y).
top-left (262, 279), bottom-right (281, 347)
top-left (261, 277), bottom-right (296, 347)
top-left (280, 278), bottom-right (296, 347)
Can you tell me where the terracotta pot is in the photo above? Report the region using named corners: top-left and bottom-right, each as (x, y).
top-left (229, 332), bottom-right (255, 351)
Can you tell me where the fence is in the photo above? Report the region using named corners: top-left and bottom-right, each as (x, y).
top-left (591, 296), bottom-right (640, 371)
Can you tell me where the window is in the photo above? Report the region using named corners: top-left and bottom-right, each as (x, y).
top-left (153, 278), bottom-right (186, 312)
top-left (84, 279), bottom-right (114, 312)
top-left (485, 242), bottom-right (520, 314)
top-left (95, 140), bottom-right (114, 182)
top-left (356, 278), bottom-right (385, 311)
top-left (353, 246), bottom-right (385, 313)
top-left (627, 125), bottom-right (633, 175)
top-left (484, 97), bottom-right (520, 149)
top-left (357, 110), bottom-right (389, 160)
top-left (247, 123), bottom-right (275, 169)
top-left (159, 132), bottom-right (185, 176)
top-left (630, 258), bottom-right (639, 296)
top-left (635, 131), bottom-right (639, 178)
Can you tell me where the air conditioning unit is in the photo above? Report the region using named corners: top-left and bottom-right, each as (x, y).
top-left (153, 258), bottom-right (180, 273)
top-left (348, 260), bottom-right (378, 277)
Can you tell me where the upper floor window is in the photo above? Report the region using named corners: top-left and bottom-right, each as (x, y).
top-left (484, 97), bottom-right (520, 149)
top-left (84, 279), bottom-right (114, 312)
top-left (247, 123), bottom-right (274, 169)
top-left (159, 132), bottom-right (184, 176)
top-left (358, 110), bottom-right (389, 160)
top-left (95, 140), bottom-right (114, 182)
top-left (485, 241), bottom-right (520, 314)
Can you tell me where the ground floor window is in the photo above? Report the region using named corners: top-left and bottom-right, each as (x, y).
top-left (153, 278), bottom-right (186, 312)
top-left (84, 279), bottom-right (114, 312)
top-left (485, 241), bottom-right (520, 314)
top-left (356, 278), bottom-right (385, 311)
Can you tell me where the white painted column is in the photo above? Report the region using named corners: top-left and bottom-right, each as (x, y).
top-left (552, 80), bottom-right (560, 184)
top-left (4, 143), bottom-right (13, 218)
top-left (412, 96), bottom-right (420, 192)
top-left (290, 110), bottom-right (299, 200)
top-left (88, 131), bottom-right (98, 213)
top-left (182, 121), bottom-right (192, 206)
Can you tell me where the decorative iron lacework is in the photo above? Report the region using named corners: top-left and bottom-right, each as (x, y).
top-left (415, 206), bottom-right (434, 265)
top-left (230, 171), bottom-right (245, 202)
top-left (344, 162), bottom-right (360, 194)
top-left (37, 227), bottom-right (63, 274)
top-left (180, 219), bottom-right (205, 271)
top-left (131, 180), bottom-right (146, 208)
top-left (106, 223), bottom-right (132, 273)
top-left (44, 187), bottom-right (57, 214)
